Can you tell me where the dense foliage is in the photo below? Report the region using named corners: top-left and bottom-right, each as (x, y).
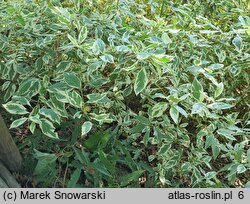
top-left (0, 0), bottom-right (249, 187)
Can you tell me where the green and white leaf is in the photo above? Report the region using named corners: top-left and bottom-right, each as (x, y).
top-left (67, 91), bottom-right (83, 108)
top-left (67, 33), bottom-right (79, 47)
top-left (100, 54), bottom-right (114, 63)
top-left (149, 102), bottom-right (168, 118)
top-left (81, 121), bottom-right (93, 135)
top-left (90, 113), bottom-right (114, 123)
top-left (87, 93), bottom-right (112, 104)
top-left (10, 117), bottom-right (28, 129)
top-left (64, 72), bottom-right (81, 89)
top-left (192, 78), bottom-right (204, 102)
top-left (134, 68), bottom-right (148, 95)
top-left (12, 96), bottom-right (31, 106)
top-left (92, 38), bottom-right (105, 54)
top-left (214, 82), bottom-right (224, 98)
top-left (39, 118), bottom-right (59, 139)
top-left (170, 106), bottom-right (179, 124)
top-left (175, 105), bottom-right (188, 118)
top-left (78, 26), bottom-right (87, 43)
top-left (3, 102), bottom-right (29, 115)
top-left (207, 102), bottom-right (234, 110)
top-left (161, 33), bottom-right (172, 45)
top-left (136, 52), bottom-right (151, 60)
top-left (39, 108), bottom-right (60, 124)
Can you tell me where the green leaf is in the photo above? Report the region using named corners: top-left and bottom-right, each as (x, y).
top-left (50, 95), bottom-right (68, 118)
top-left (70, 125), bottom-right (81, 145)
top-left (33, 149), bottom-right (58, 175)
top-left (245, 181), bottom-right (250, 188)
top-left (247, 149), bottom-right (250, 164)
top-left (47, 82), bottom-right (69, 93)
top-left (98, 151), bottom-right (115, 174)
top-left (67, 168), bottom-right (81, 188)
top-left (115, 45), bottom-right (130, 52)
top-left (87, 93), bottom-right (111, 104)
top-left (92, 38), bottom-right (105, 54)
top-left (10, 117), bottom-right (27, 129)
top-left (158, 143), bottom-right (171, 154)
top-left (100, 54), bottom-right (114, 63)
top-left (205, 171), bottom-right (217, 179)
top-left (143, 127), bottom-right (150, 146)
top-left (4, 84), bottom-right (16, 102)
top-left (39, 119), bottom-right (59, 139)
top-left (3, 102), bottom-right (29, 115)
top-left (1, 81), bottom-right (11, 91)
top-left (29, 115), bottom-right (40, 124)
top-left (6, 7), bottom-right (17, 13)
top-left (175, 105), bottom-right (188, 118)
top-left (207, 64), bottom-right (224, 70)
top-left (121, 170), bottom-right (144, 187)
top-left (192, 78), bottom-right (204, 101)
top-left (67, 91), bottom-right (83, 108)
top-left (212, 142), bottom-right (220, 159)
top-left (206, 135), bottom-right (220, 159)
top-left (170, 106), bottom-right (179, 124)
top-left (29, 122), bottom-right (36, 134)
top-left (34, 148), bottom-right (57, 162)
top-left (87, 93), bottom-right (105, 102)
top-left (56, 61), bottom-right (71, 73)
top-left (217, 128), bottom-right (236, 141)
top-left (67, 33), bottom-right (78, 47)
top-left (81, 121), bottom-right (93, 135)
top-left (237, 164), bottom-right (246, 174)
top-left (134, 68), bottom-right (148, 95)
top-left (64, 72), bottom-right (81, 89)
top-left (136, 52), bottom-right (151, 60)
top-left (88, 61), bottom-right (102, 73)
top-left (34, 149), bottom-right (57, 162)
top-left (90, 113), bottom-right (114, 123)
top-left (130, 123), bottom-right (146, 134)
top-left (17, 78), bottom-right (40, 96)
top-left (149, 102), bottom-right (168, 118)
top-left (135, 115), bottom-right (150, 125)
top-left (232, 35), bottom-right (242, 51)
top-left (152, 54), bottom-right (172, 63)
top-left (39, 108), bottom-right (60, 124)
top-left (12, 96), bottom-right (31, 106)
top-left (191, 102), bottom-right (207, 115)
top-left (78, 26), bottom-right (87, 43)
top-left (167, 95), bottom-right (181, 103)
top-left (89, 77), bottom-right (109, 87)
top-left (84, 131), bottom-right (111, 151)
top-left (214, 82), bottom-right (224, 98)
top-left (161, 33), bottom-right (172, 45)
top-left (74, 148), bottom-right (90, 165)
top-left (208, 102), bottom-right (234, 110)
top-left (181, 162), bottom-right (192, 172)
top-left (91, 162), bottom-right (112, 177)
